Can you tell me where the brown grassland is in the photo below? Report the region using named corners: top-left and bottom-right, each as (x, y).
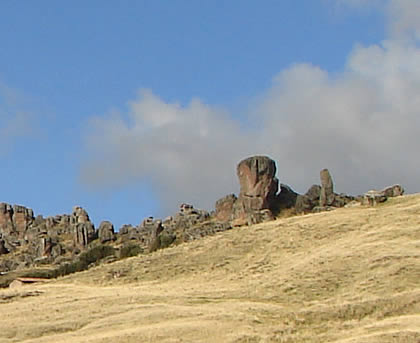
top-left (0, 195), bottom-right (419, 342)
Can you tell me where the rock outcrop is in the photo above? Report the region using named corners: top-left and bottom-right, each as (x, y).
top-left (0, 155), bottom-right (407, 277)
top-left (319, 169), bottom-right (334, 207)
top-left (214, 194), bottom-right (237, 222)
top-left (363, 184), bottom-right (404, 206)
top-left (98, 221), bottom-right (115, 243)
top-left (236, 156), bottom-right (278, 212)
top-left (215, 156), bottom-right (279, 226)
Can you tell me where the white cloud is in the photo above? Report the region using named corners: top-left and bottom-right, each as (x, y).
top-left (81, 3), bottom-right (420, 215)
top-left (387, 0), bottom-right (420, 40)
top-left (81, 90), bottom-right (257, 213)
top-left (0, 84), bottom-right (35, 153)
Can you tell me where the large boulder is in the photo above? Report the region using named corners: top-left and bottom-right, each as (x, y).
top-left (232, 156), bottom-right (279, 224)
top-left (98, 221), bottom-right (115, 243)
top-left (236, 156), bottom-right (278, 209)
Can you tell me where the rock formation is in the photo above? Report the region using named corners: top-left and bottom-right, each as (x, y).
top-left (215, 156), bottom-right (280, 226)
top-left (214, 194), bottom-right (237, 222)
top-left (363, 184), bottom-right (404, 206)
top-left (98, 221), bottom-right (115, 243)
top-left (319, 169), bottom-right (334, 207)
top-left (236, 155), bottom-right (278, 211)
top-left (0, 154), bottom-right (407, 277)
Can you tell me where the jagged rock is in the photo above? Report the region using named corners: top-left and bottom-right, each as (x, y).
top-left (276, 183), bottom-right (299, 210)
top-left (332, 193), bottom-right (355, 207)
top-left (363, 190), bottom-right (388, 206)
top-left (236, 156), bottom-right (278, 210)
top-left (0, 203), bottom-right (14, 234)
top-left (72, 206), bottom-right (90, 224)
top-left (12, 205), bottom-right (34, 236)
top-left (362, 184), bottom-right (404, 206)
top-left (319, 169), bottom-right (335, 207)
top-left (295, 185), bottom-right (321, 213)
top-left (232, 156), bottom-right (278, 224)
top-left (73, 222), bottom-right (95, 247)
top-left (38, 237), bottom-right (54, 257)
top-left (215, 194), bottom-right (237, 222)
top-left (381, 184), bottom-right (404, 197)
top-left (98, 221), bottom-right (115, 243)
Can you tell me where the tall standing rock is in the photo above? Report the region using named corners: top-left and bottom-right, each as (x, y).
top-left (319, 169), bottom-right (334, 207)
top-left (12, 205), bottom-right (34, 237)
top-left (0, 203), bottom-right (14, 234)
top-left (237, 156), bottom-right (278, 209)
top-left (71, 206), bottom-right (95, 247)
top-left (233, 156), bottom-right (279, 225)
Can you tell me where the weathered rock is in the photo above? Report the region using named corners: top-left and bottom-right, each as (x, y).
top-left (38, 237), bottom-right (54, 257)
top-left (0, 203), bottom-right (14, 233)
top-left (98, 221), bottom-right (115, 243)
top-left (73, 222), bottom-right (95, 247)
top-left (363, 190), bottom-right (388, 206)
top-left (319, 169), bottom-right (335, 207)
top-left (72, 206), bottom-right (90, 224)
top-left (295, 185), bottom-right (321, 213)
top-left (276, 183), bottom-right (299, 210)
top-left (362, 184), bottom-right (404, 206)
top-left (232, 156), bottom-right (279, 224)
top-left (12, 205), bottom-right (34, 236)
top-left (215, 194), bottom-right (237, 222)
top-left (381, 184), bottom-right (404, 197)
top-left (236, 156), bottom-right (278, 210)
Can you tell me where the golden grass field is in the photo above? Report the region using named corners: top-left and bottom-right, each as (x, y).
top-left (0, 195), bottom-right (419, 342)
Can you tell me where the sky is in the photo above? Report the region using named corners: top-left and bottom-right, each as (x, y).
top-left (1, 0), bottom-right (419, 229)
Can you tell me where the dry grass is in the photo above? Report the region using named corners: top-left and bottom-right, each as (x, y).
top-left (0, 195), bottom-right (419, 342)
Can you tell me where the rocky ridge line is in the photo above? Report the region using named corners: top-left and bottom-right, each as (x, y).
top-left (0, 155), bottom-right (404, 274)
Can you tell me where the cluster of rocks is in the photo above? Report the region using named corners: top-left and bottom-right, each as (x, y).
top-left (0, 154), bottom-right (405, 274)
top-left (214, 155), bottom-right (404, 225)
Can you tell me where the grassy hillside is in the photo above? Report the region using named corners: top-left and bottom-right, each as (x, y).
top-left (0, 195), bottom-right (419, 343)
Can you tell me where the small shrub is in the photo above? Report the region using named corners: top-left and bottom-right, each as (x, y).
top-left (119, 244), bottom-right (143, 259)
top-left (149, 232), bottom-right (176, 252)
top-left (159, 233), bottom-right (176, 249)
top-left (55, 244), bottom-right (115, 277)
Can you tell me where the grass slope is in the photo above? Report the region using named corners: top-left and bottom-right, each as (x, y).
top-left (0, 195), bottom-right (419, 342)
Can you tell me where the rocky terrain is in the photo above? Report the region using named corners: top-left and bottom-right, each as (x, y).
top-left (0, 155), bottom-right (404, 278)
top-left (0, 189), bottom-right (418, 343)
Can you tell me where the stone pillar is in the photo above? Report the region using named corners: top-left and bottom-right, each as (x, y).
top-left (319, 169), bottom-right (334, 207)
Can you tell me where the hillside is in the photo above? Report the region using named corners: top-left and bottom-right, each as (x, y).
top-left (0, 194), bottom-right (419, 343)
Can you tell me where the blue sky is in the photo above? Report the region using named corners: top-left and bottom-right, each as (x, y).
top-left (1, 1), bottom-right (419, 229)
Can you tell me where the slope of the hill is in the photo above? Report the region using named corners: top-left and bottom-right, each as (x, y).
top-left (0, 195), bottom-right (419, 343)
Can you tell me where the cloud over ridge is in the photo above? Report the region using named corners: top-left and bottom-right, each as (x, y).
top-left (81, 2), bottom-right (420, 215)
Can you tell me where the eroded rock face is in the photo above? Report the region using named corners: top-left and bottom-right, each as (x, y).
top-left (215, 194), bottom-right (237, 222)
top-left (231, 156), bottom-right (279, 225)
top-left (362, 184), bottom-right (404, 206)
top-left (237, 156), bottom-right (278, 209)
top-left (381, 184), bottom-right (404, 197)
top-left (98, 221), bottom-right (115, 243)
top-left (276, 184), bottom-right (299, 210)
top-left (319, 169), bottom-right (334, 207)
top-left (73, 223), bottom-right (95, 247)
